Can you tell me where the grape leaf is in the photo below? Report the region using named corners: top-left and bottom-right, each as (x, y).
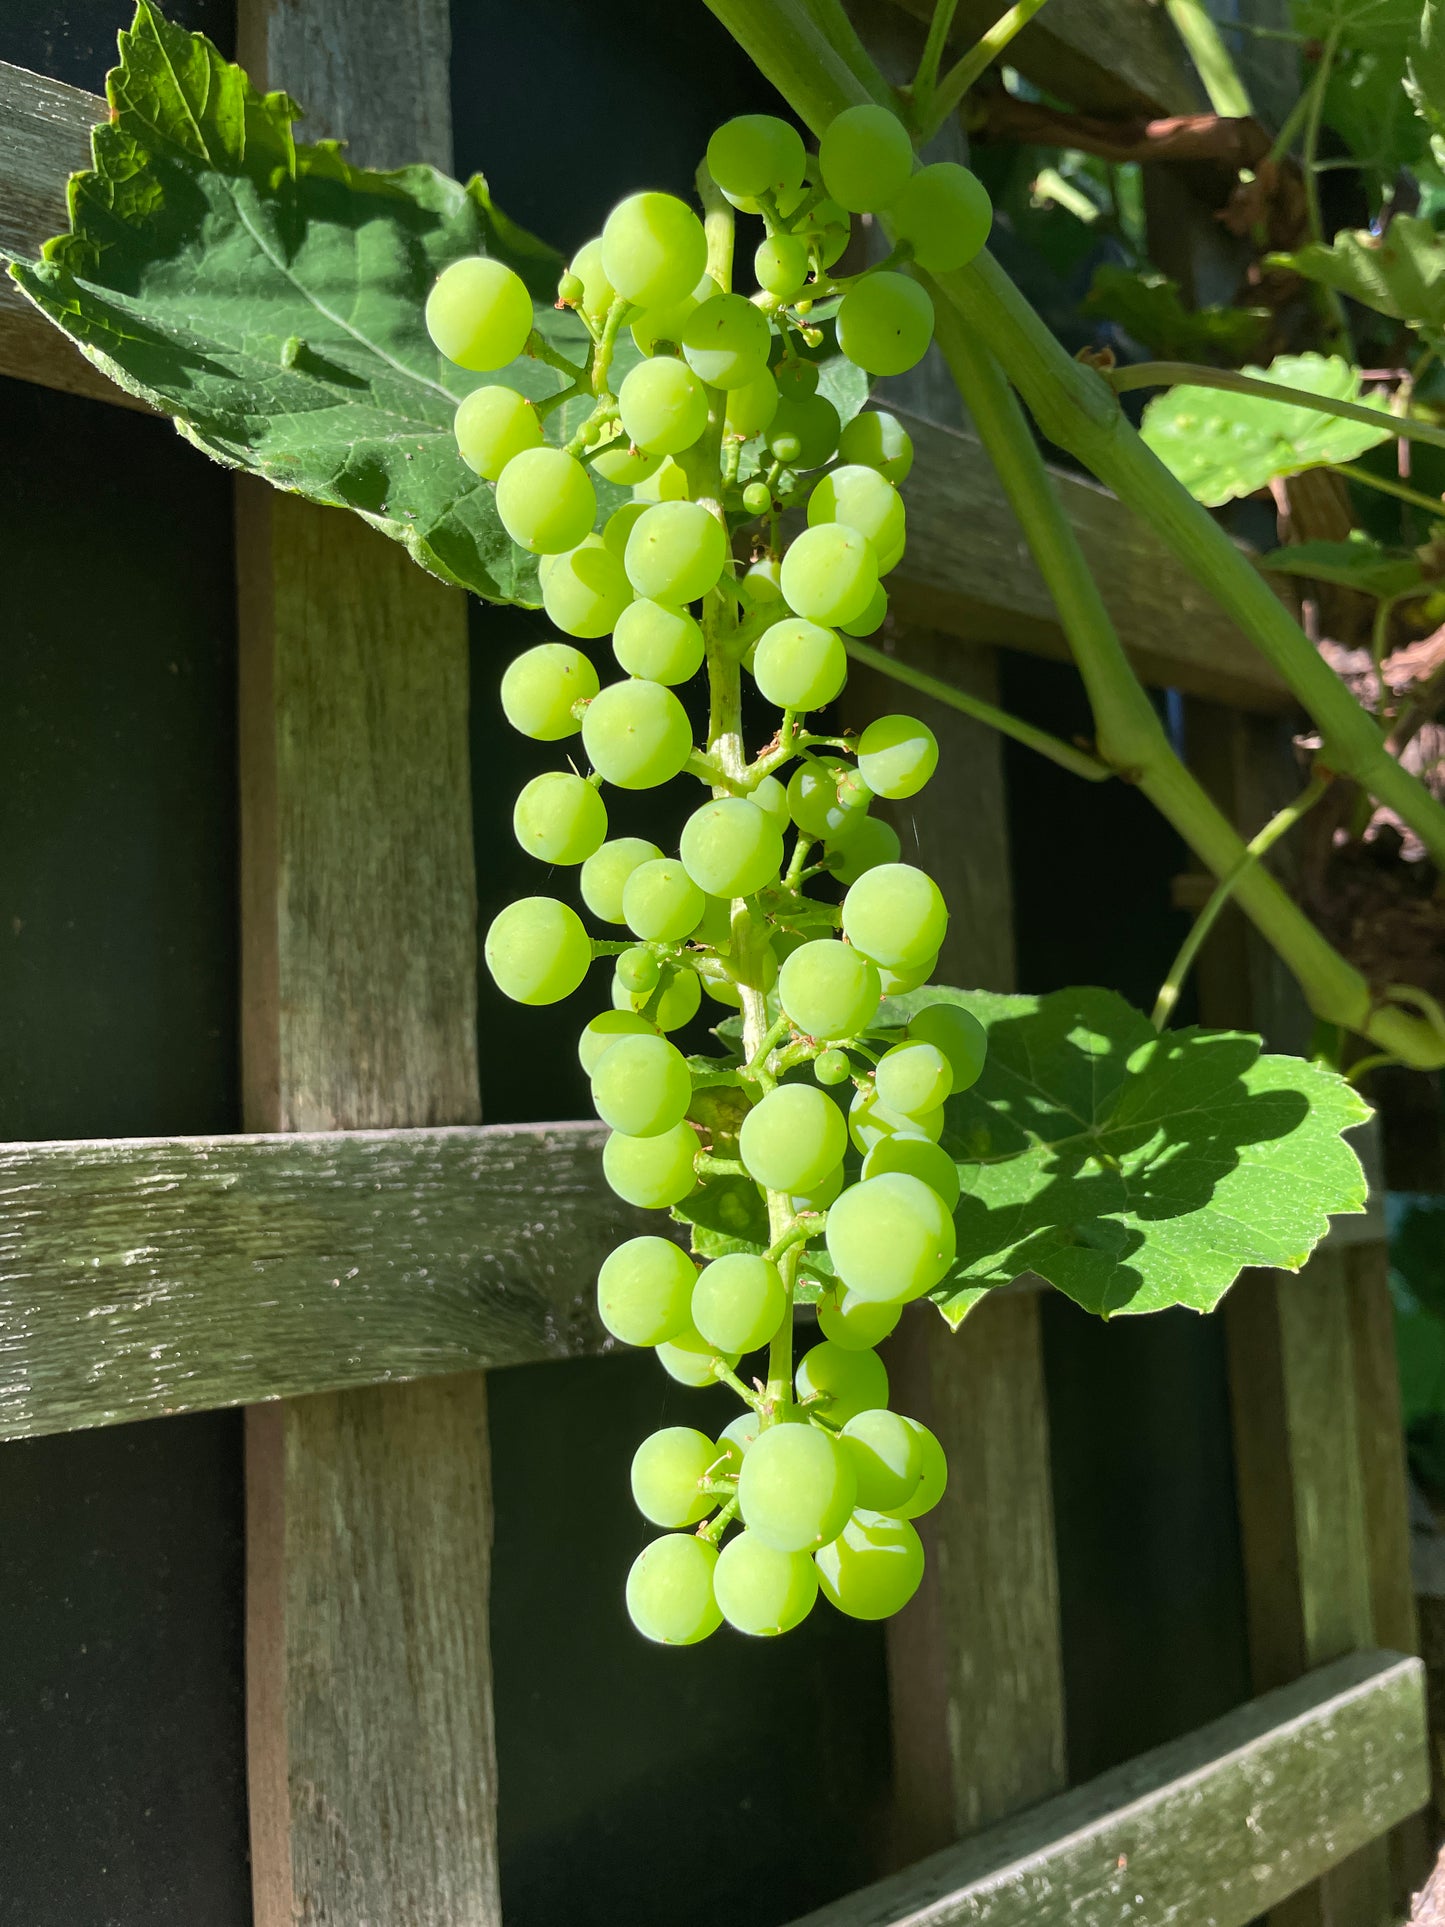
top-left (883, 985), bottom-right (1371, 1323)
top-left (1408, 0), bottom-right (1445, 170)
top-left (1291, 0), bottom-right (1420, 49)
top-left (1139, 353), bottom-right (1395, 505)
top-left (1257, 533), bottom-right (1428, 598)
top-left (1271, 218), bottom-right (1445, 344)
top-left (1084, 267), bottom-right (1269, 366)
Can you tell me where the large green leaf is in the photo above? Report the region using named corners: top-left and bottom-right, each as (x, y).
top-left (1292, 0), bottom-right (1421, 49)
top-left (1272, 217), bottom-right (1445, 344)
top-left (884, 986), bottom-right (1370, 1322)
top-left (1257, 532), bottom-right (1428, 598)
top-left (1139, 353), bottom-right (1396, 505)
top-left (1084, 266), bottom-right (1268, 367)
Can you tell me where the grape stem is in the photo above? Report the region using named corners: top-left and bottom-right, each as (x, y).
top-left (524, 330), bottom-right (588, 382)
top-left (695, 1152), bottom-right (749, 1178)
top-left (699, 1497), bottom-right (741, 1543)
top-left (713, 1361), bottom-right (764, 1409)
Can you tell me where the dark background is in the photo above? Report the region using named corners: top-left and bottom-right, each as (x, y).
top-left (0, 2), bottom-right (1249, 1921)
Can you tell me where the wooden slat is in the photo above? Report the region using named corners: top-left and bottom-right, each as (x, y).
top-left (784, 1651), bottom-right (1428, 1927)
top-left (0, 1124), bottom-right (643, 1441)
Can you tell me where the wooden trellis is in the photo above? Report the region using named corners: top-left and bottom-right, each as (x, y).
top-left (0, 3), bottom-right (1430, 1923)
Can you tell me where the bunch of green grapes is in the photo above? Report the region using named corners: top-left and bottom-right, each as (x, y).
top-left (426, 107), bottom-right (993, 1644)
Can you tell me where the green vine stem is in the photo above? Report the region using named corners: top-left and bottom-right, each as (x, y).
top-left (1329, 461), bottom-right (1445, 522)
top-left (1162, 0), bottom-right (1253, 118)
top-left (920, 0), bottom-right (1056, 140)
top-left (1107, 363), bottom-right (1445, 459)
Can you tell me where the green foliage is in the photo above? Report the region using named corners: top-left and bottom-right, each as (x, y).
top-left (1291, 0), bottom-right (1421, 48)
top-left (1407, 0), bottom-right (1445, 169)
top-left (1140, 353), bottom-right (1396, 506)
top-left (1257, 531), bottom-right (1429, 598)
top-left (1273, 217), bottom-right (1445, 346)
top-left (1084, 266), bottom-right (1269, 366)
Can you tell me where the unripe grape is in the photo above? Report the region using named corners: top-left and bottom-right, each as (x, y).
top-left (611, 601), bottom-right (703, 687)
top-left (840, 585), bottom-right (888, 639)
top-left (590, 1032), bottom-right (692, 1137)
top-left (603, 501), bottom-right (649, 557)
top-left (814, 1510), bottom-right (924, 1619)
top-left (738, 1082), bottom-right (847, 1193)
top-left (742, 480), bottom-right (773, 516)
top-left (885, 1418), bottom-right (948, 1519)
top-left (738, 1423), bottom-right (857, 1552)
top-left (908, 1000), bottom-right (988, 1093)
top-left (876, 1039), bottom-right (952, 1118)
top-left (755, 233), bottom-right (810, 299)
top-left (656, 1324), bottom-right (740, 1386)
top-left (779, 938), bottom-right (880, 1041)
top-left (578, 1008), bottom-right (657, 1077)
top-left (601, 192), bottom-right (709, 310)
top-left (842, 862), bottom-right (948, 970)
top-left (825, 1172), bottom-right (956, 1303)
top-left (682, 293), bottom-right (772, 390)
top-left (819, 103), bottom-right (915, 212)
top-left (567, 237), bottom-right (615, 321)
top-left (743, 557), bottom-right (784, 606)
top-left (612, 961), bottom-right (702, 1032)
top-left (425, 257), bottom-right (533, 370)
top-left (837, 272), bottom-right (934, 377)
top-left (807, 464), bottom-right (905, 558)
top-left (622, 857), bottom-right (706, 943)
top-left (877, 954), bottom-right (938, 995)
top-left (453, 384), bottom-right (542, 479)
top-left (726, 369), bottom-right (779, 439)
top-left (861, 1131), bottom-right (960, 1210)
top-left (815, 1047), bottom-right (852, 1086)
top-left (485, 896), bottom-right (592, 1005)
top-left (597, 1234), bottom-right (695, 1346)
top-left (857, 714), bottom-right (938, 799)
top-left (714, 1533), bottom-right (818, 1636)
top-left (500, 642), bottom-right (598, 741)
top-left (849, 1081), bottom-right (944, 1153)
top-left (630, 272), bottom-right (715, 356)
top-left (752, 617), bottom-right (847, 712)
top-left (775, 358), bottom-right (820, 400)
top-left (825, 815), bottom-right (900, 884)
top-left (818, 1288), bottom-right (901, 1351)
top-left (891, 161), bottom-right (993, 272)
top-left (716, 1411), bottom-right (761, 1474)
top-left (692, 1253), bottom-right (786, 1354)
top-left (781, 524), bottom-right (878, 626)
top-left (582, 679), bottom-right (694, 789)
top-left (580, 836), bottom-right (663, 924)
top-left (803, 197), bottom-right (851, 269)
top-left (766, 394), bottom-right (841, 469)
top-left (632, 457), bottom-right (690, 503)
top-left (753, 772), bottom-right (789, 826)
top-left (630, 1426), bottom-right (718, 1527)
top-left (618, 356), bottom-right (709, 455)
top-left (541, 539), bottom-right (633, 639)
top-left (624, 502), bottom-right (728, 604)
top-left (788, 758), bottom-right (873, 844)
top-left (706, 114), bottom-right (806, 206)
top-left (838, 409), bottom-right (914, 483)
top-left (789, 1161), bottom-right (845, 1215)
top-left (616, 946), bottom-right (660, 995)
top-left (841, 1408), bottom-right (924, 1511)
top-left (496, 446), bottom-right (596, 553)
top-left (512, 770), bottom-right (607, 865)
top-left (626, 1533), bottom-right (721, 1644)
top-left (795, 1340), bottom-right (889, 1426)
top-left (593, 439), bottom-right (664, 486)
top-left (679, 797), bottom-right (783, 899)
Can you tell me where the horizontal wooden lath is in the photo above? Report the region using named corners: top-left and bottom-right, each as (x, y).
top-left (787, 1650), bottom-right (1429, 1927)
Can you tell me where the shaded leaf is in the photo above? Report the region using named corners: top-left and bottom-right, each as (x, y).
top-left (671, 1173), bottom-right (771, 1260)
top-left (1140, 352), bottom-right (1395, 505)
top-left (1291, 0), bottom-right (1420, 49)
top-left (1326, 45), bottom-right (1430, 179)
top-left (1408, 0), bottom-right (1445, 169)
top-left (1272, 216), bottom-right (1445, 342)
top-left (1257, 531), bottom-right (1427, 597)
top-left (1085, 266), bottom-right (1269, 366)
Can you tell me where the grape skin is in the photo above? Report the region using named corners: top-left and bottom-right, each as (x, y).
top-left (726, 369), bottom-right (780, 439)
top-left (484, 896), bottom-right (592, 1005)
top-left (601, 192), bottom-right (709, 310)
top-left (807, 464), bottom-right (905, 558)
top-left (780, 523), bottom-right (879, 627)
top-left (500, 643), bottom-right (598, 741)
top-left (580, 837), bottom-right (663, 924)
top-left (624, 501), bottom-right (728, 604)
top-left (738, 1423), bottom-right (857, 1553)
top-left (714, 1532), bottom-right (819, 1636)
top-left (612, 600), bottom-right (704, 685)
top-left (578, 1008), bottom-right (656, 1077)
top-left (495, 446), bottom-right (597, 554)
top-left (738, 1082), bottom-right (848, 1194)
top-left (908, 1001), bottom-right (988, 1093)
top-left (825, 816), bottom-right (901, 885)
top-left (454, 385), bottom-right (542, 479)
top-left (890, 162), bottom-right (993, 273)
top-left (604, 1122), bottom-right (699, 1210)
top-left (817, 1290), bottom-right (901, 1352)
top-left (692, 1253), bottom-right (786, 1354)
top-left (841, 862), bottom-right (948, 970)
top-left (681, 293), bottom-right (772, 390)
top-left (886, 1419), bottom-right (948, 1519)
top-left (622, 857), bottom-right (706, 943)
top-left (582, 680), bottom-right (694, 790)
top-left (626, 1534), bottom-right (721, 1645)
top-left (824, 1172), bottom-right (957, 1304)
top-left (612, 963), bottom-right (702, 1032)
top-left (818, 104), bottom-right (915, 212)
top-left (512, 770), bottom-right (608, 865)
top-left (753, 618), bottom-right (847, 713)
top-left (596, 1235), bottom-right (696, 1347)
top-left (840, 1408), bottom-right (924, 1511)
top-left (837, 409), bottom-right (914, 483)
top-left (857, 714), bottom-right (939, 800)
top-left (678, 798), bottom-right (783, 899)
top-left (794, 1340), bottom-right (889, 1427)
top-left (706, 114), bottom-right (806, 205)
top-left (861, 1131), bottom-right (961, 1210)
top-left (875, 1039), bottom-right (953, 1118)
top-left (541, 540), bottom-right (633, 640)
top-left (778, 938), bottom-right (880, 1041)
top-left (836, 272), bottom-right (935, 378)
top-left (618, 356), bottom-right (709, 455)
top-left (814, 1510), bottom-right (925, 1620)
top-left (657, 1325), bottom-right (741, 1386)
top-left (425, 257), bottom-right (534, 371)
top-left (590, 1032), bottom-right (693, 1138)
top-left (630, 1427), bottom-right (719, 1527)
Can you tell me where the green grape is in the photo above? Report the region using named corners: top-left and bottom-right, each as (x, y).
top-left (738, 1422), bottom-right (857, 1552)
top-left (593, 439), bottom-right (664, 486)
top-left (742, 557), bottom-right (784, 607)
top-left (692, 1252), bottom-right (786, 1354)
top-left (788, 758), bottom-right (873, 844)
top-left (825, 815), bottom-right (901, 885)
top-left (766, 394), bottom-right (841, 469)
top-left (714, 1532), bottom-right (819, 1636)
top-left (874, 527), bottom-right (905, 578)
top-left (840, 1408), bottom-right (924, 1511)
top-left (778, 938), bottom-right (880, 1041)
top-left (657, 1324), bottom-right (741, 1386)
top-left (581, 679), bottom-right (694, 790)
top-left (692, 893), bottom-right (734, 947)
top-left (824, 1172), bottom-right (956, 1304)
top-left (780, 524), bottom-right (878, 627)
top-left (630, 1426), bottom-right (718, 1527)
top-left (795, 1339), bottom-right (889, 1426)
top-left (856, 714), bottom-right (938, 800)
top-left (840, 586), bottom-right (888, 640)
top-left (742, 480), bottom-right (773, 516)
top-left (612, 961), bottom-right (702, 1032)
top-left (500, 642), bottom-right (598, 741)
top-left (755, 233), bottom-right (810, 299)
top-left (861, 1131), bottom-right (960, 1210)
top-left (485, 896), bottom-right (592, 1005)
top-left (630, 272), bottom-right (715, 356)
top-left (425, 257), bottom-right (534, 371)
top-left (617, 945), bottom-right (661, 995)
top-left (512, 770), bottom-right (608, 865)
top-left (495, 446), bottom-right (597, 554)
top-left (818, 103), bottom-right (915, 212)
top-left (875, 1039), bottom-right (952, 1118)
top-left (603, 500), bottom-right (649, 558)
top-left (817, 1288), bottom-right (901, 1352)
top-left (807, 465), bottom-right (905, 558)
top-left (622, 857), bottom-right (706, 943)
top-left (815, 1048), bottom-right (851, 1087)
top-left (878, 955), bottom-right (937, 996)
top-left (679, 798), bottom-right (783, 899)
top-left (842, 862), bottom-right (947, 970)
top-left (752, 618), bottom-right (847, 713)
top-left (838, 409), bottom-right (914, 484)
top-left (789, 1161), bottom-right (845, 1214)
top-left (681, 293), bottom-right (771, 390)
top-left (567, 237), bottom-right (615, 321)
top-left (885, 1418), bottom-right (948, 1519)
top-left (580, 836), bottom-right (663, 924)
top-left (814, 1510), bottom-right (924, 1620)
top-left (601, 192), bottom-right (709, 310)
top-left (604, 1121), bottom-right (699, 1210)
top-left (612, 600), bottom-right (704, 685)
top-left (453, 384), bottom-right (542, 479)
top-left (618, 356), bottom-right (709, 455)
top-left (706, 114), bottom-right (806, 206)
top-left (908, 1001), bottom-right (988, 1093)
top-left (597, 1234), bottom-right (696, 1345)
top-left (836, 272), bottom-right (935, 378)
top-left (716, 1410), bottom-right (761, 1475)
top-left (626, 1533), bottom-right (721, 1644)
top-left (849, 1082), bottom-right (943, 1154)
top-left (624, 502), bottom-right (728, 604)
top-left (632, 457), bottom-right (690, 503)
top-left (727, 369), bottom-right (779, 440)
top-left (891, 161), bottom-right (993, 272)
top-left (590, 1032), bottom-right (693, 1137)
top-left (738, 1082), bottom-right (847, 1193)
top-left (752, 772), bottom-right (789, 827)
top-left (802, 198), bottom-right (852, 269)
top-left (578, 1007), bottom-right (657, 1077)
top-left (541, 539), bottom-right (633, 639)
top-left (775, 358), bottom-right (819, 400)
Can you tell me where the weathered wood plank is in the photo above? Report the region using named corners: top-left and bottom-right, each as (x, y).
top-left (0, 1124), bottom-right (644, 1441)
top-left (784, 1651), bottom-right (1428, 1927)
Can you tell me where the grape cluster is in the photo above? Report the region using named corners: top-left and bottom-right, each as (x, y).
top-left (427, 108), bottom-right (993, 1644)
